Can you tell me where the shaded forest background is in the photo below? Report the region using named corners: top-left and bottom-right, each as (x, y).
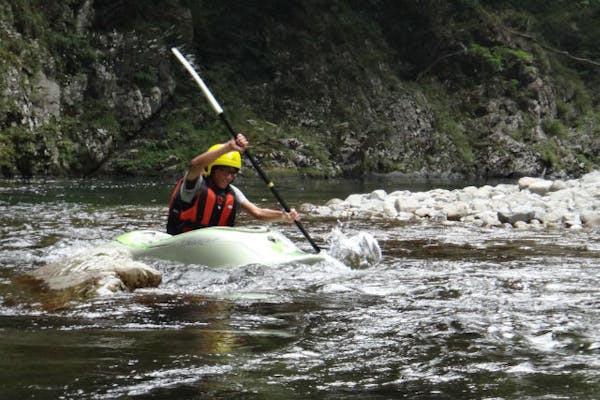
top-left (1, 0), bottom-right (599, 179)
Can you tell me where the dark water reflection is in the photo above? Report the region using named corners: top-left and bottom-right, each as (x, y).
top-left (0, 177), bottom-right (599, 399)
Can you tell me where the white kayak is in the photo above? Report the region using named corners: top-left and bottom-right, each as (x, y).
top-left (107, 226), bottom-right (326, 267)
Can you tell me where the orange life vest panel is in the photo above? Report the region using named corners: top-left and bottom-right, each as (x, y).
top-left (166, 177), bottom-right (237, 235)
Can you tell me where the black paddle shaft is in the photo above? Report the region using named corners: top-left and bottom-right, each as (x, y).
top-left (219, 114), bottom-right (321, 253)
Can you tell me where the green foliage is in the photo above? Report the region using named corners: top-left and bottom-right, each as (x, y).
top-left (469, 44), bottom-right (504, 72)
top-left (46, 31), bottom-right (97, 75)
top-left (497, 47), bottom-right (534, 64)
top-left (541, 119), bottom-right (569, 139)
top-left (422, 80), bottom-right (475, 171)
top-left (0, 126), bottom-right (36, 177)
top-left (444, 120), bottom-right (475, 168)
top-left (93, 0), bottom-right (178, 32)
top-left (110, 111), bottom-right (226, 175)
top-left (5, 0), bottom-right (46, 39)
top-left (0, 130), bottom-right (17, 176)
top-left (488, 0), bottom-right (600, 70)
top-left (468, 43), bottom-right (533, 73)
top-left (133, 70), bottom-right (157, 89)
top-left (38, 117), bottom-right (81, 173)
top-left (577, 154), bottom-right (594, 172)
top-left (534, 138), bottom-right (563, 170)
top-left (80, 100), bottom-right (121, 137)
top-left (550, 60), bottom-right (594, 130)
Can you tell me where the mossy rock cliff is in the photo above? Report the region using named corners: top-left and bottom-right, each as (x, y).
top-left (1, 0), bottom-right (599, 179)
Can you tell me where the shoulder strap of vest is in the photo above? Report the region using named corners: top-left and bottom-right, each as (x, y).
top-left (216, 190), bottom-right (236, 226)
top-left (168, 178), bottom-right (184, 211)
top-left (198, 180), bottom-right (216, 226)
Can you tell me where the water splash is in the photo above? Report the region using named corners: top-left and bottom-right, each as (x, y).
top-left (326, 226), bottom-right (382, 268)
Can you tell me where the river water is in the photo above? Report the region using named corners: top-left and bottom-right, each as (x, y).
top-left (1, 176), bottom-right (599, 399)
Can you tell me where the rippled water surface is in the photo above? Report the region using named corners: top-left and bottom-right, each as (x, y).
top-left (1, 177), bottom-right (599, 399)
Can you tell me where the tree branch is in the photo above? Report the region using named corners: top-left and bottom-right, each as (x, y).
top-left (507, 28), bottom-right (600, 67)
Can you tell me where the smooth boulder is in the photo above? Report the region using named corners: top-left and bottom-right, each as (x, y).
top-left (25, 248), bottom-right (162, 305)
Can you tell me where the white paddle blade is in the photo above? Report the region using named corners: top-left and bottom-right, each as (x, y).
top-left (171, 47), bottom-right (224, 115)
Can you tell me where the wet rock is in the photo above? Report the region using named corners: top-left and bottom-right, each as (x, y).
top-left (368, 189), bottom-right (387, 201)
top-left (580, 170), bottom-right (600, 186)
top-left (514, 220), bottom-right (530, 230)
top-left (518, 177), bottom-right (558, 195)
top-left (394, 196), bottom-right (421, 213)
top-left (476, 211), bottom-right (502, 226)
top-left (26, 248), bottom-right (162, 302)
top-left (443, 201), bottom-right (470, 221)
top-left (581, 211), bottom-right (600, 227)
top-left (498, 207), bottom-right (535, 225)
top-left (383, 200), bottom-right (398, 218)
top-left (550, 180), bottom-right (568, 192)
top-left (528, 180), bottom-right (554, 195)
top-left (345, 194), bottom-right (365, 207)
top-left (518, 176), bottom-right (537, 190)
top-left (415, 207), bottom-right (432, 218)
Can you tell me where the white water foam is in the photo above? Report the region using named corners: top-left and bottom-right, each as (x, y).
top-left (326, 226), bottom-right (382, 269)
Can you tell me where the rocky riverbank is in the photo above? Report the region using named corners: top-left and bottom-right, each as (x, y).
top-left (304, 171), bottom-right (600, 230)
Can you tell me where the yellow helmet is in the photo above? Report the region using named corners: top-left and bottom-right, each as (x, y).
top-left (205, 144), bottom-right (242, 175)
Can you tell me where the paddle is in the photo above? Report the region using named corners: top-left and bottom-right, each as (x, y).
top-left (171, 47), bottom-right (321, 253)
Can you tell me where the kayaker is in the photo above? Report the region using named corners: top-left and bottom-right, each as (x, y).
top-left (167, 133), bottom-right (300, 234)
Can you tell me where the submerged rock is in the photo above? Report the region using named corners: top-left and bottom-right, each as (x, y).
top-left (304, 171), bottom-right (600, 230)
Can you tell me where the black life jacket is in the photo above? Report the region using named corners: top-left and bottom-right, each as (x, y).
top-left (166, 177), bottom-right (238, 235)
